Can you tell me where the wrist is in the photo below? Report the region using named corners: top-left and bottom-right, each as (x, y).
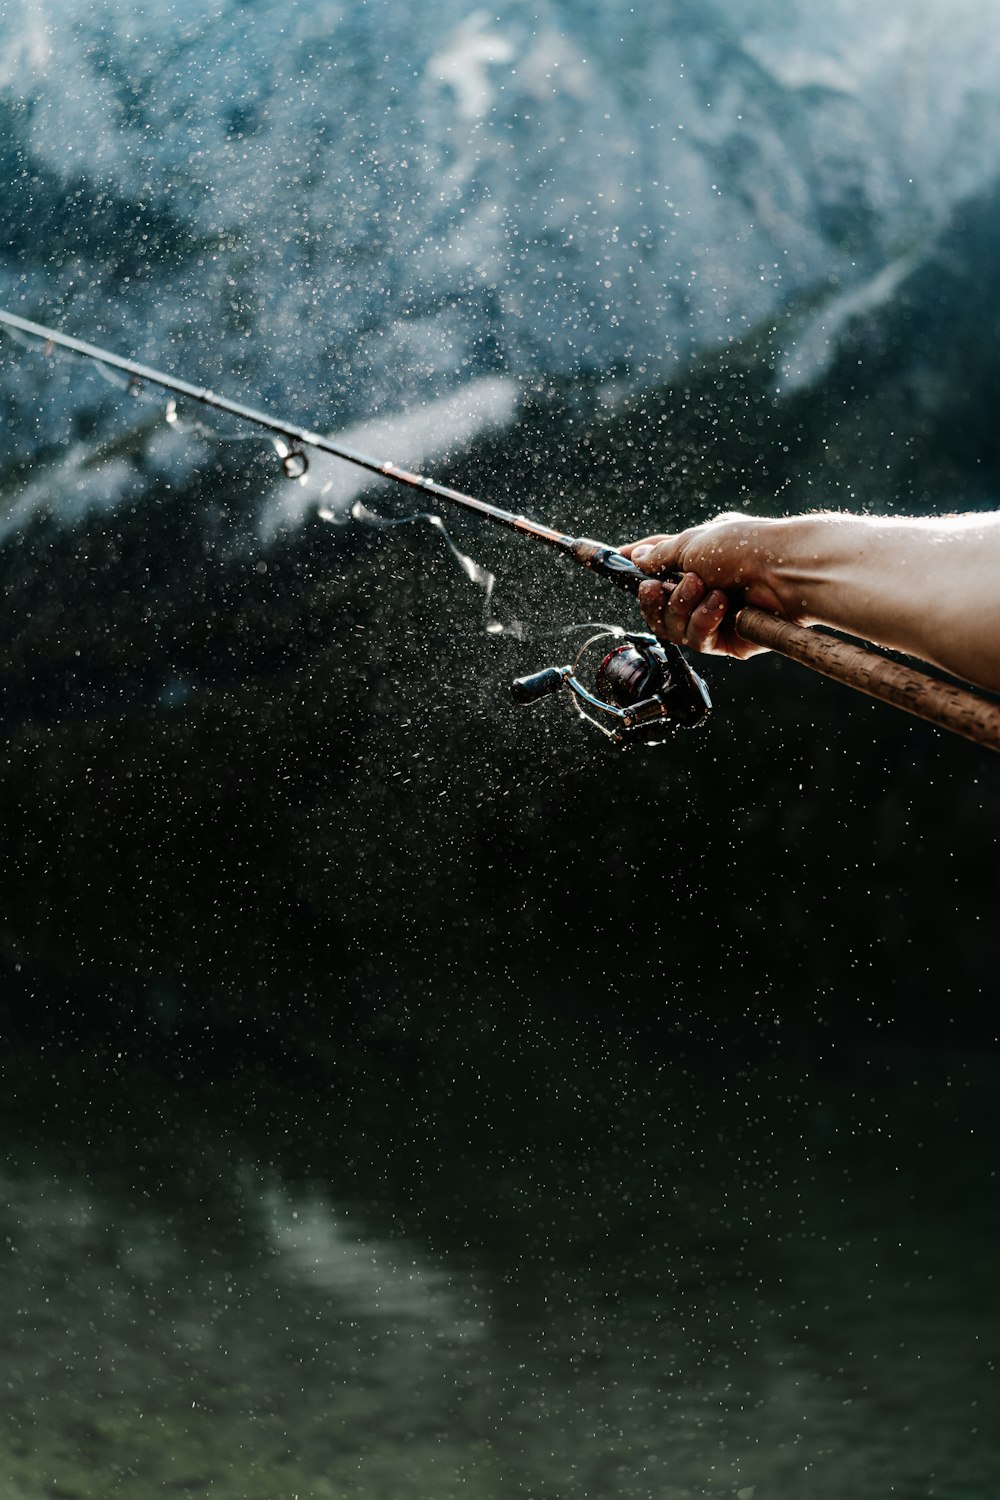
top-left (753, 514), bottom-right (836, 622)
top-left (766, 511), bottom-right (903, 637)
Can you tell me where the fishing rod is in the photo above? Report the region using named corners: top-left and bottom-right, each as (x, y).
top-left (3, 306), bottom-right (1000, 753)
top-left (0, 306), bottom-right (710, 745)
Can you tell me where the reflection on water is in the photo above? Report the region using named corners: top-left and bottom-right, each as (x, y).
top-left (1, 1023), bottom-right (997, 1500)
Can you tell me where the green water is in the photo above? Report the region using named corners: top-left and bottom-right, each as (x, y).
top-left (1, 1016), bottom-right (997, 1500)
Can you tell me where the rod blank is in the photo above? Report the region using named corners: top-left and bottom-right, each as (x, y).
top-left (0, 307), bottom-right (566, 547)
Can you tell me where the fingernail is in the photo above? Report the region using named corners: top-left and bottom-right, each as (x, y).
top-left (632, 545), bottom-right (651, 563)
top-left (677, 572), bottom-right (701, 604)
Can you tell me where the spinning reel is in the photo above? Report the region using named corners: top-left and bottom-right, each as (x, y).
top-left (511, 631), bottom-right (712, 746)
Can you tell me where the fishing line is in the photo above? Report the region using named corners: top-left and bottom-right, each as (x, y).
top-left (322, 498), bottom-right (626, 644)
top-left (165, 397), bottom-right (279, 445)
top-left (92, 360), bottom-right (131, 391)
top-left (0, 321), bottom-right (40, 354)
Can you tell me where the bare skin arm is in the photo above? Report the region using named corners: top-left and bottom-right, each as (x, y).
top-left (619, 511), bottom-right (1000, 694)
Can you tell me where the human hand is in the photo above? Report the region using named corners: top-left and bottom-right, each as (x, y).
top-left (620, 513), bottom-right (802, 659)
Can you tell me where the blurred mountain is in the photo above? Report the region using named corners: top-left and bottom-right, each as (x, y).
top-left (3, 0), bottom-right (1000, 503)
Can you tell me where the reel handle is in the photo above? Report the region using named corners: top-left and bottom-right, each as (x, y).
top-left (510, 667), bottom-right (568, 704)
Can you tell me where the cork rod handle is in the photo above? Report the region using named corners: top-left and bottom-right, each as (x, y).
top-left (734, 606), bottom-right (1000, 753)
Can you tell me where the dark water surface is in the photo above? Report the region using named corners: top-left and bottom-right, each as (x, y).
top-left (2, 1012), bottom-right (997, 1499)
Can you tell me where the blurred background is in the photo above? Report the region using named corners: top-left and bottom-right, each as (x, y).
top-left (1, 1), bottom-right (998, 1495)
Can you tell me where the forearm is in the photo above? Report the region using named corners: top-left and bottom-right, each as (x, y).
top-left (766, 512), bottom-right (1000, 692)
